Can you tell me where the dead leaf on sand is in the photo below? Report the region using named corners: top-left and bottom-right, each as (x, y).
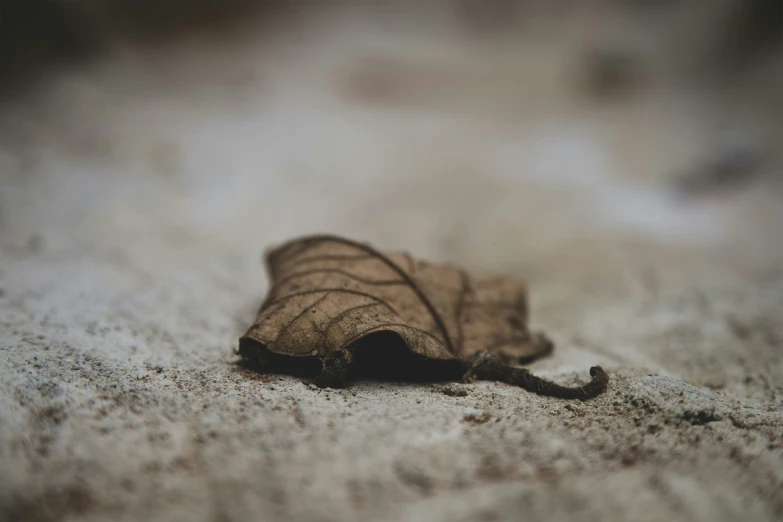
top-left (238, 235), bottom-right (607, 400)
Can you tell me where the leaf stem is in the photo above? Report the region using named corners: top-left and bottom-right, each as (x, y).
top-left (463, 353), bottom-right (608, 400)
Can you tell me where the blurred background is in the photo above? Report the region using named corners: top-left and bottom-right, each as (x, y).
top-left (2, 0), bottom-right (783, 278)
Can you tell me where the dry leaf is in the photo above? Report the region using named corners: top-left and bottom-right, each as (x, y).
top-left (238, 235), bottom-right (607, 399)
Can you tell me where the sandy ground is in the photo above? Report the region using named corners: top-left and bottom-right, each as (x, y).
top-left (1, 5), bottom-right (782, 521)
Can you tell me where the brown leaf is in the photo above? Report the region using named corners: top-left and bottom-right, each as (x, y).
top-left (238, 235), bottom-right (607, 399)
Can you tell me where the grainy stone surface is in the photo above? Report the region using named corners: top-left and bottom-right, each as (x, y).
top-left (1, 5), bottom-right (782, 521)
